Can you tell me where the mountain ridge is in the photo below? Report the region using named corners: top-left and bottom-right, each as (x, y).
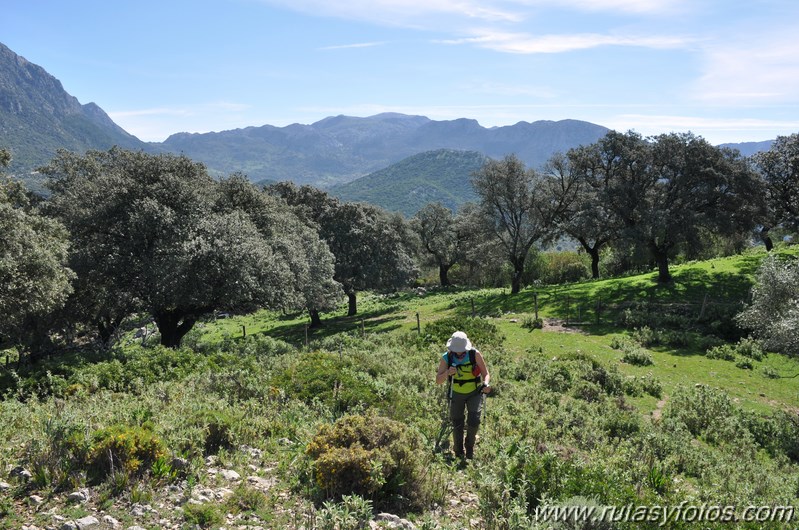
top-left (0, 41), bottom-right (779, 195)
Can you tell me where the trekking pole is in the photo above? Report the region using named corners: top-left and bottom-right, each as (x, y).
top-left (434, 374), bottom-right (453, 453)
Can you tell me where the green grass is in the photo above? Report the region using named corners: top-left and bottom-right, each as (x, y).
top-left (177, 246), bottom-right (799, 418)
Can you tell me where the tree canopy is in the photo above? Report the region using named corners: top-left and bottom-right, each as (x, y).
top-left (42, 148), bottom-right (338, 347)
top-left (0, 149), bottom-right (73, 356)
top-left (269, 182), bottom-right (417, 316)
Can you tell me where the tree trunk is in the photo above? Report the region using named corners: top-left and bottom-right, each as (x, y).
top-left (650, 244), bottom-right (672, 283)
top-left (347, 292), bottom-right (358, 316)
top-left (511, 266), bottom-right (524, 294)
top-left (576, 238), bottom-right (601, 279)
top-left (588, 248), bottom-right (600, 279)
top-left (309, 309), bottom-right (323, 328)
top-left (154, 310), bottom-right (198, 348)
top-left (439, 263), bottom-right (451, 287)
top-left (760, 227), bottom-right (774, 252)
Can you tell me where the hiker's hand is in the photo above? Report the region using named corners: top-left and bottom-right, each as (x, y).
top-left (482, 384), bottom-right (492, 394)
top-left (447, 366), bottom-right (457, 376)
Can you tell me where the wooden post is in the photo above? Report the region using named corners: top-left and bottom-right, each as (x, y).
top-left (242, 325), bottom-right (246, 338)
top-left (534, 292), bottom-right (539, 320)
top-left (416, 313), bottom-right (421, 336)
top-left (699, 292), bottom-right (709, 319)
top-left (471, 298), bottom-right (476, 318)
top-left (566, 296), bottom-right (571, 325)
top-left (596, 296), bottom-right (601, 325)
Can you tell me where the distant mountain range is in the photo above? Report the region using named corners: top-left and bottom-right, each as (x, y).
top-left (0, 41), bottom-right (779, 206)
top-left (330, 149), bottom-right (487, 216)
top-left (0, 43), bottom-right (148, 190)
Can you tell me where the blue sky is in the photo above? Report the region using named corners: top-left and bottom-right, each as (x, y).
top-left (3, 0), bottom-right (799, 144)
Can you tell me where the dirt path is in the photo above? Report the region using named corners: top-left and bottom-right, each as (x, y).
top-left (542, 318), bottom-right (588, 334)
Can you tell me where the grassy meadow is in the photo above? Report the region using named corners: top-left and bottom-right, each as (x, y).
top-left (2, 246), bottom-right (799, 529)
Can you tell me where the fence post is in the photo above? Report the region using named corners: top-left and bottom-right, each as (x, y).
top-left (534, 292), bottom-right (539, 320)
top-left (699, 292), bottom-right (709, 320)
top-left (416, 312), bottom-right (421, 336)
top-left (596, 296), bottom-right (601, 325)
top-left (566, 296), bottom-right (571, 325)
top-left (242, 325), bottom-right (246, 338)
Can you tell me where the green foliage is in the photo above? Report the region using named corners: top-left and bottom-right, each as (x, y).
top-left (420, 316), bottom-right (505, 349)
top-left (0, 173), bottom-right (73, 354)
top-left (737, 254), bottom-right (799, 356)
top-left (183, 502), bottom-right (224, 528)
top-left (226, 484), bottom-right (269, 514)
top-left (621, 348), bottom-right (654, 367)
top-left (332, 149), bottom-right (486, 216)
top-left (272, 351), bottom-right (386, 414)
top-left (521, 316), bottom-right (544, 330)
top-left (306, 412), bottom-right (428, 507)
top-left (316, 494), bottom-right (374, 530)
top-left (85, 424), bottom-right (166, 483)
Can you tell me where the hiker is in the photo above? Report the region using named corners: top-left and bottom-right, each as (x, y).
top-left (436, 331), bottom-right (491, 459)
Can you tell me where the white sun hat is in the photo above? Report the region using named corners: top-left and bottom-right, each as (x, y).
top-left (446, 331), bottom-right (472, 353)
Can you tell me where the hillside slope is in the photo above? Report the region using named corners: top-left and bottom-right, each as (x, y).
top-left (329, 149), bottom-right (487, 216)
top-left (0, 42), bottom-right (148, 184)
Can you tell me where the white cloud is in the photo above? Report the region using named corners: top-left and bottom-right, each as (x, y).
top-left (258, 0), bottom-right (521, 26)
top-left (440, 30), bottom-right (691, 54)
top-left (510, 0), bottom-right (690, 15)
top-left (694, 31), bottom-right (799, 105)
top-left (605, 114), bottom-right (799, 143)
top-left (318, 41), bottom-right (387, 50)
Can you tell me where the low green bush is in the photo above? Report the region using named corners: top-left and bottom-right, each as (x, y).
top-left (621, 348), bottom-right (653, 367)
top-left (305, 412), bottom-right (428, 508)
top-left (85, 424), bottom-right (166, 483)
top-left (420, 316), bottom-right (505, 349)
top-left (183, 502), bottom-right (224, 528)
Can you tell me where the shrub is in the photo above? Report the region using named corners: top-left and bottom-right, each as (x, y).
top-left (735, 357), bottom-right (753, 370)
top-left (189, 408), bottom-right (240, 456)
top-left (521, 316), bottom-right (543, 330)
top-left (736, 255), bottom-right (799, 356)
top-left (272, 352), bottom-right (384, 414)
top-left (706, 344), bottom-right (736, 361)
top-left (306, 412), bottom-right (428, 507)
top-left (316, 494), bottom-right (373, 530)
top-left (640, 373), bottom-right (663, 398)
top-left (226, 484), bottom-right (268, 514)
top-left (183, 502), bottom-right (224, 528)
top-left (85, 424), bottom-right (166, 483)
top-left (540, 363), bottom-right (572, 393)
top-left (621, 348), bottom-right (653, 367)
top-left (631, 326), bottom-right (660, 347)
top-left (762, 366), bottom-right (780, 379)
top-left (622, 377), bottom-right (643, 397)
top-left (662, 385), bottom-right (734, 439)
top-left (421, 316), bottom-right (505, 349)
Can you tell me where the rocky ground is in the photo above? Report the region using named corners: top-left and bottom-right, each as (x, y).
top-left (2, 445), bottom-right (482, 530)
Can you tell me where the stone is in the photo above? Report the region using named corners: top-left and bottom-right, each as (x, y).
top-left (220, 469), bottom-right (240, 481)
top-left (171, 457), bottom-right (189, 470)
top-left (75, 516), bottom-right (100, 530)
top-left (375, 513), bottom-right (417, 530)
top-left (0, 481), bottom-right (10, 491)
top-left (28, 494), bottom-right (44, 505)
top-left (12, 466), bottom-right (33, 482)
top-left (67, 489), bottom-right (89, 503)
top-left (246, 476), bottom-right (274, 490)
top-left (103, 515), bottom-right (121, 528)
top-left (126, 527), bottom-right (147, 530)
top-left (59, 523), bottom-right (79, 530)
